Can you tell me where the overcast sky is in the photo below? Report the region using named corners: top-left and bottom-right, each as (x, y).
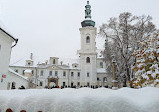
top-left (0, 0), bottom-right (159, 64)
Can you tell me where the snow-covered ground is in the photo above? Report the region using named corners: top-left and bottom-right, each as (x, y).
top-left (0, 87), bottom-right (159, 112)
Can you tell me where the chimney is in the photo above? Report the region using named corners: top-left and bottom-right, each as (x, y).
top-left (60, 61), bottom-right (63, 65)
top-left (46, 60), bottom-right (48, 65)
top-left (30, 53), bottom-right (33, 60)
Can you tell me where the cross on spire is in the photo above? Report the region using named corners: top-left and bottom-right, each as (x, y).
top-left (87, 1), bottom-right (89, 5)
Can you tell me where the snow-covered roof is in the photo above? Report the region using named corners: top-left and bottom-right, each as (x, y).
top-left (24, 69), bottom-right (32, 73)
top-left (0, 26), bottom-right (18, 42)
top-left (97, 68), bottom-right (106, 73)
top-left (8, 68), bottom-right (28, 80)
top-left (10, 54), bottom-right (80, 70)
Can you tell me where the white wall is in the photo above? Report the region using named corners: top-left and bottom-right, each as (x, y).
top-left (79, 26), bottom-right (97, 86)
top-left (0, 30), bottom-right (14, 90)
top-left (8, 70), bottom-right (28, 89)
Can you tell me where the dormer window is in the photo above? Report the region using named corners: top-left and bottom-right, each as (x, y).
top-left (86, 57), bottom-right (90, 63)
top-left (53, 59), bottom-right (56, 64)
top-left (28, 62), bottom-right (31, 65)
top-left (86, 36), bottom-right (90, 43)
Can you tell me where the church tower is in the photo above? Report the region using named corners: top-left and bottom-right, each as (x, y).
top-left (78, 1), bottom-right (97, 86)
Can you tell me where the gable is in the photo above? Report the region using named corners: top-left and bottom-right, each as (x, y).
top-left (47, 65), bottom-right (63, 70)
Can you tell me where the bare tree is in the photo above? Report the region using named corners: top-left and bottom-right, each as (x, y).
top-left (99, 12), bottom-right (158, 87)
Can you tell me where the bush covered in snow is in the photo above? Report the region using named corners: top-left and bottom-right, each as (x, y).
top-left (132, 34), bottom-right (159, 87)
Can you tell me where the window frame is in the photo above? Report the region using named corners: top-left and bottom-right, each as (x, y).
top-left (63, 71), bottom-right (66, 77)
top-left (87, 72), bottom-right (90, 77)
top-left (100, 62), bottom-right (103, 68)
top-left (86, 57), bottom-right (90, 63)
top-left (40, 70), bottom-right (44, 76)
top-left (71, 72), bottom-right (74, 77)
top-left (49, 71), bottom-right (52, 76)
top-left (86, 36), bottom-right (90, 43)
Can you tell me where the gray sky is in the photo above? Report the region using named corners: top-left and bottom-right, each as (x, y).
top-left (0, 0), bottom-right (159, 64)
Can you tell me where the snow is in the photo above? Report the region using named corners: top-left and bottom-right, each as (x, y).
top-left (24, 69), bottom-right (32, 73)
top-left (97, 68), bottom-right (106, 73)
top-left (0, 87), bottom-right (159, 112)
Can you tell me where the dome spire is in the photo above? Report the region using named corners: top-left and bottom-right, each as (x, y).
top-left (85, 1), bottom-right (91, 19)
top-left (81, 1), bottom-right (95, 27)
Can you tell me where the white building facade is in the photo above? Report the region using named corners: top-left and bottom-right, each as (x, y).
top-left (0, 27), bottom-right (30, 90)
top-left (10, 2), bottom-right (112, 88)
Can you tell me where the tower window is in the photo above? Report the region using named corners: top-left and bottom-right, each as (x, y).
top-left (100, 62), bottom-right (103, 68)
top-left (87, 72), bottom-right (90, 77)
top-left (86, 36), bottom-right (90, 43)
top-left (86, 57), bottom-right (90, 63)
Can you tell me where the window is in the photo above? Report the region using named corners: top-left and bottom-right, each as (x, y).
top-left (63, 71), bottom-right (66, 77)
top-left (40, 81), bottom-right (43, 86)
top-left (11, 82), bottom-right (16, 89)
top-left (97, 77), bottom-right (99, 81)
top-left (32, 70), bottom-right (34, 75)
top-left (71, 82), bottom-right (74, 87)
top-left (55, 71), bottom-right (58, 76)
top-left (28, 62), bottom-right (31, 65)
top-left (78, 72), bottom-right (80, 77)
top-left (86, 57), bottom-right (90, 63)
top-left (103, 77), bottom-right (107, 82)
top-left (77, 82), bottom-right (80, 86)
top-left (15, 69), bottom-right (18, 73)
top-left (53, 59), bottom-right (55, 64)
top-left (40, 70), bottom-right (44, 76)
top-left (87, 72), bottom-right (90, 77)
top-left (49, 71), bottom-right (52, 76)
top-left (87, 82), bottom-right (90, 87)
top-left (86, 36), bottom-right (90, 43)
top-left (71, 72), bottom-right (74, 77)
top-left (63, 82), bottom-right (66, 86)
top-left (100, 62), bottom-right (103, 68)
top-left (23, 70), bottom-right (25, 75)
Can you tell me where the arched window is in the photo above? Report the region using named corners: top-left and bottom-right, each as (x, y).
top-left (86, 57), bottom-right (90, 63)
top-left (86, 36), bottom-right (90, 43)
top-left (103, 77), bottom-right (107, 82)
top-left (11, 82), bottom-right (16, 89)
top-left (100, 62), bottom-right (103, 68)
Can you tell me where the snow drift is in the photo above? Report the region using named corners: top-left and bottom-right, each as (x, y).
top-left (0, 87), bottom-right (159, 112)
